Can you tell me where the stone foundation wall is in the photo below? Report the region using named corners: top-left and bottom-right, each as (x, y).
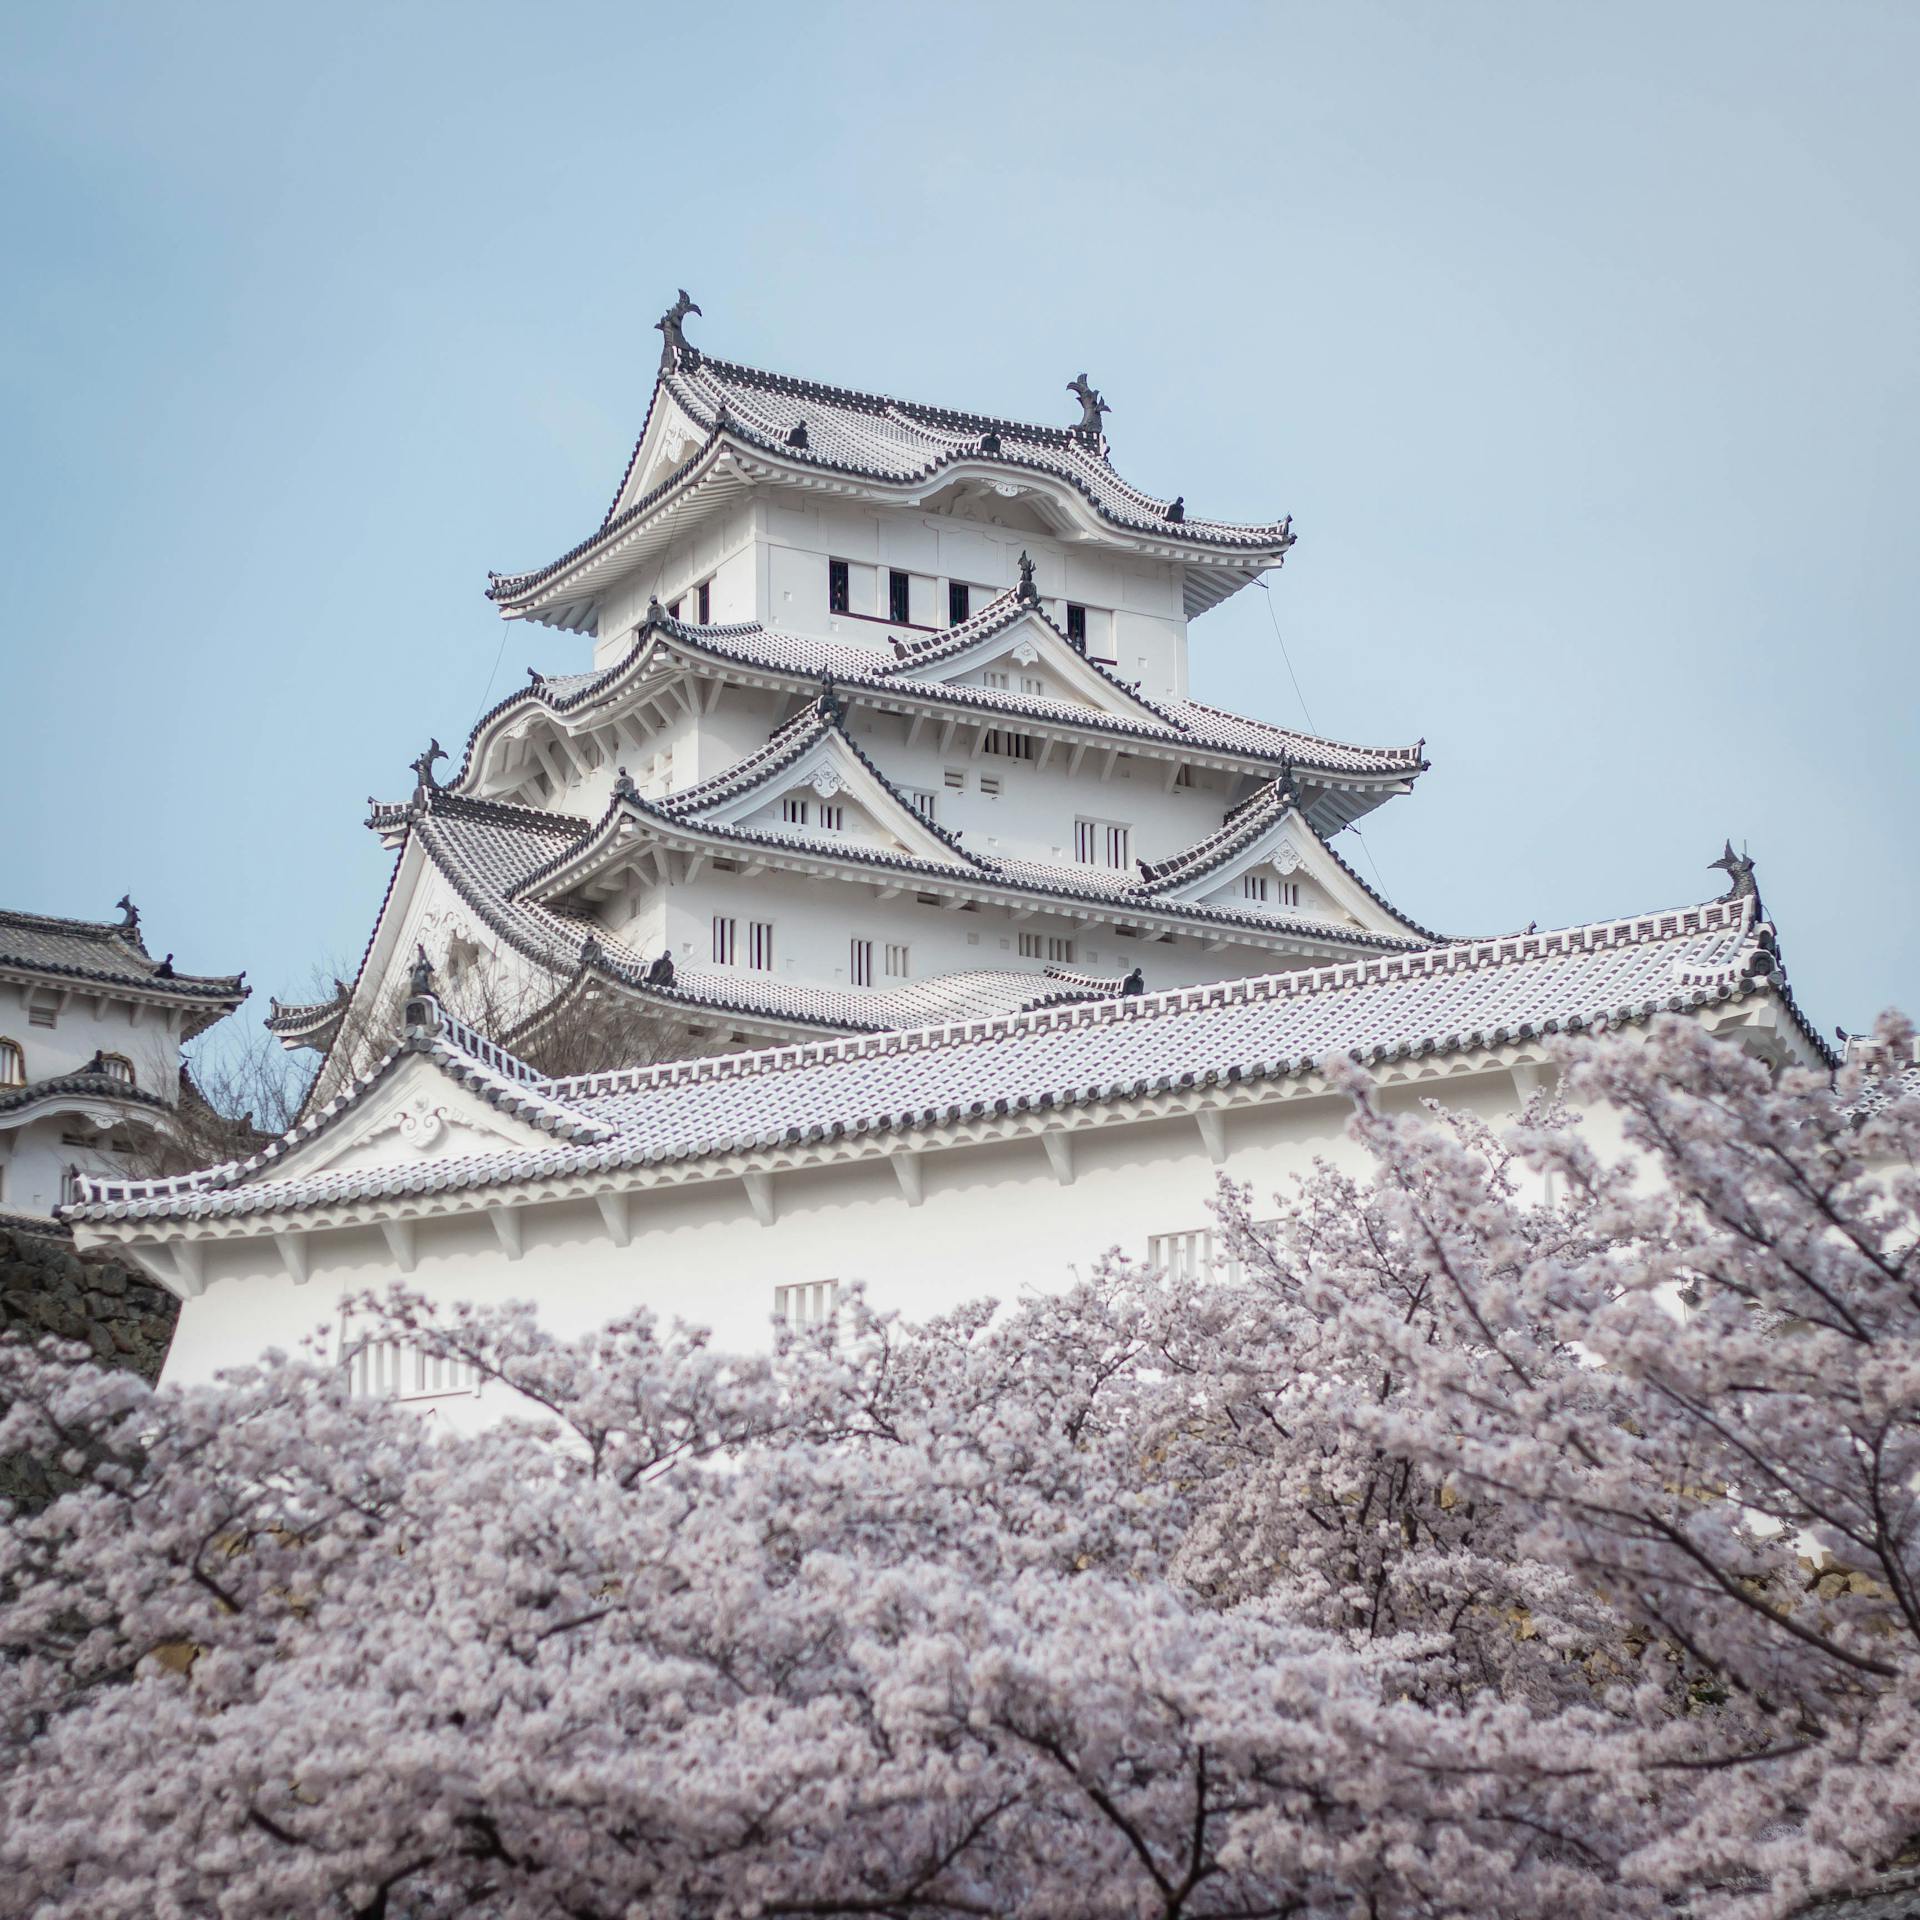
top-left (1, 1222), bottom-right (178, 1509)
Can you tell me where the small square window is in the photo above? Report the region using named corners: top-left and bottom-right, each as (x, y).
top-left (979, 775), bottom-right (1002, 797)
top-left (828, 559), bottom-right (850, 614)
top-left (943, 769), bottom-right (966, 792)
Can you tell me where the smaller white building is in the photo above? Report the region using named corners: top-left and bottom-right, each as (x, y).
top-left (0, 902), bottom-right (248, 1226)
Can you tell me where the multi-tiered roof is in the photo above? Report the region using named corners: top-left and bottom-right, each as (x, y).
top-left (278, 304), bottom-right (1442, 1094)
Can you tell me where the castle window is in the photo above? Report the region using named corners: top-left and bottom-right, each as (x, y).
top-left (340, 1317), bottom-right (481, 1402)
top-left (782, 797), bottom-right (810, 827)
top-left (983, 670), bottom-right (1009, 690)
top-left (1243, 874), bottom-right (1269, 903)
top-left (948, 581), bottom-right (970, 626)
top-left (774, 1280), bottom-right (838, 1331)
top-left (1066, 604), bottom-right (1087, 651)
top-left (829, 559), bottom-right (850, 614)
top-left (748, 921), bottom-right (774, 971)
top-left (849, 938), bottom-right (873, 987)
top-left (888, 569), bottom-right (911, 625)
top-left (907, 788), bottom-right (936, 821)
top-left (28, 1004), bottom-right (56, 1029)
top-left (0, 1039), bottom-right (22, 1087)
top-left (943, 769), bottom-right (966, 792)
top-left (1021, 675), bottom-right (1044, 696)
top-left (1018, 932), bottom-right (1043, 959)
top-left (1048, 936), bottom-right (1076, 964)
top-left (1280, 881), bottom-right (1301, 908)
top-left (818, 804), bottom-right (844, 831)
top-left (980, 728), bottom-right (1034, 760)
top-left (667, 598), bottom-right (682, 620)
top-left (978, 775), bottom-right (1002, 797)
top-left (711, 916), bottom-right (737, 965)
top-left (1074, 818), bottom-right (1130, 868)
top-left (696, 580), bottom-right (711, 624)
top-left (97, 1053), bottom-right (136, 1087)
top-left (884, 943), bottom-right (910, 977)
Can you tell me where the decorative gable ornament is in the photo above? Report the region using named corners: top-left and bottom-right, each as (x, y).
top-left (365, 1097), bottom-right (452, 1155)
top-left (1273, 839), bottom-right (1305, 876)
top-left (809, 769), bottom-right (846, 799)
top-left (1010, 640), bottom-right (1040, 666)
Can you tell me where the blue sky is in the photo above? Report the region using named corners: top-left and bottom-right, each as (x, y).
top-left (3, 1), bottom-right (1914, 1071)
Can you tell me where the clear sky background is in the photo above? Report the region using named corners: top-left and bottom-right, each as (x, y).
top-left (3, 1), bottom-right (1915, 1076)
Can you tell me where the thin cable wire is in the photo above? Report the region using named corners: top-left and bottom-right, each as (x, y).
top-left (471, 625), bottom-right (512, 732)
top-left (1255, 579), bottom-right (1393, 898)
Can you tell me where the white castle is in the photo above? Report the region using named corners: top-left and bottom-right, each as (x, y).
top-left (64, 302), bottom-right (1831, 1395)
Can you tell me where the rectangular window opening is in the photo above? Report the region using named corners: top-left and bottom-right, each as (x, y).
top-left (1066, 603), bottom-right (1088, 651)
top-left (748, 921), bottom-right (774, 971)
top-left (849, 938), bottom-right (874, 987)
top-left (781, 797), bottom-right (809, 827)
top-left (819, 803), bottom-right (844, 831)
top-left (774, 1280), bottom-right (840, 1332)
top-left (948, 580), bottom-right (970, 626)
top-left (888, 569), bottom-right (911, 625)
top-left (696, 580), bottom-right (711, 624)
top-left (711, 916), bottom-right (737, 966)
top-left (907, 788), bottom-right (936, 821)
top-left (884, 943), bottom-right (910, 977)
top-left (828, 559), bottom-right (850, 615)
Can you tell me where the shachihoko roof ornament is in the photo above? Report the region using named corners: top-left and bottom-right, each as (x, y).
top-left (655, 288), bottom-right (701, 374)
top-left (409, 739), bottom-right (446, 806)
top-left (1066, 373), bottom-right (1109, 449)
top-left (1711, 839), bottom-right (1759, 906)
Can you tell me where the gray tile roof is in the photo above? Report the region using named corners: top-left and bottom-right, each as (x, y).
top-left (449, 608), bottom-right (1425, 803)
top-left (487, 350), bottom-right (1297, 612)
top-left (0, 908), bottom-right (247, 1039)
top-left (69, 893), bottom-right (1828, 1227)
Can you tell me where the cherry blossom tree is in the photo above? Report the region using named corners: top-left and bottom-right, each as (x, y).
top-left (1, 1015), bottom-right (1914, 1919)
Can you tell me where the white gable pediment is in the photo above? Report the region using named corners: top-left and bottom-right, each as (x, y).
top-left (608, 392), bottom-right (710, 522)
top-left (252, 1051), bottom-right (566, 1190)
top-left (691, 729), bottom-right (968, 868)
top-left (1159, 806), bottom-right (1428, 942)
top-left (898, 609), bottom-right (1163, 727)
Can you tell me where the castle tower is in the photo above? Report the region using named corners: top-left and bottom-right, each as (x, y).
top-left (274, 301), bottom-right (1431, 1098)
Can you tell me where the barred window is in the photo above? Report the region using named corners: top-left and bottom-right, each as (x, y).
top-left (97, 1052), bottom-right (136, 1087)
top-left (884, 943), bottom-right (909, 977)
top-left (775, 1280), bottom-right (839, 1331)
top-left (782, 797), bottom-right (809, 827)
top-left (849, 939), bottom-right (873, 987)
top-left (712, 916), bottom-right (737, 965)
top-left (0, 1039), bottom-right (22, 1087)
top-left (948, 581), bottom-right (970, 626)
top-left (828, 559), bottom-right (850, 614)
top-left (748, 922), bottom-right (774, 971)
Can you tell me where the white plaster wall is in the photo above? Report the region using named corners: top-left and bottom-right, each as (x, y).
top-left (154, 1061), bottom-right (1597, 1397)
top-left (0, 980), bottom-right (182, 1094)
top-left (630, 860), bottom-right (1283, 999)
